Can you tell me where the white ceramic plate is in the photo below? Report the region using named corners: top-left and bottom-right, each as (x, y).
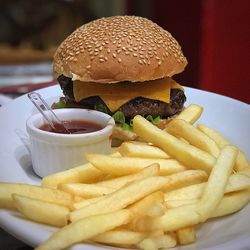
top-left (0, 85), bottom-right (249, 250)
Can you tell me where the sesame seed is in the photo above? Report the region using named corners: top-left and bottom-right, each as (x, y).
top-left (55, 16), bottom-right (187, 78)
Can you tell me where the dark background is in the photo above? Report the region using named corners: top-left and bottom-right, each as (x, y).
top-left (0, 0), bottom-right (249, 103)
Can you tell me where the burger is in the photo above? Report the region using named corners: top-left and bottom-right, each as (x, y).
top-left (53, 16), bottom-right (187, 143)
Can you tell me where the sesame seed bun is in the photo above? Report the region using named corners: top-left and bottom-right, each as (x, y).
top-left (53, 16), bottom-right (187, 83)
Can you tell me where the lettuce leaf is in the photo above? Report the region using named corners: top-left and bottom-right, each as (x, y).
top-left (146, 115), bottom-right (161, 125)
top-left (51, 99), bottom-right (67, 109)
top-left (94, 104), bottom-right (108, 113)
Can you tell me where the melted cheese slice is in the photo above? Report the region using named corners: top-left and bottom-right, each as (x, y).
top-left (73, 77), bottom-right (183, 112)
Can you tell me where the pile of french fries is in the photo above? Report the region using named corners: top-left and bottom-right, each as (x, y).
top-left (1, 104), bottom-right (250, 250)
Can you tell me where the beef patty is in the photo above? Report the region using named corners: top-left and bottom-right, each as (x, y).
top-left (57, 75), bottom-right (186, 120)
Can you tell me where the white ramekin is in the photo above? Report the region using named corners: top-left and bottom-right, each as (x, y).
top-left (26, 108), bottom-right (115, 177)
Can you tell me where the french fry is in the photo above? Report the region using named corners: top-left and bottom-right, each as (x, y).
top-left (35, 209), bottom-right (132, 250)
top-left (41, 152), bottom-right (121, 188)
top-left (137, 233), bottom-right (177, 250)
top-left (136, 146), bottom-right (238, 232)
top-left (164, 183), bottom-right (204, 201)
top-left (176, 226), bottom-right (196, 245)
top-left (165, 199), bottom-right (198, 208)
top-left (197, 124), bottom-right (249, 171)
top-left (92, 229), bottom-right (146, 245)
top-left (226, 173), bottom-right (250, 192)
top-left (238, 167), bottom-right (250, 177)
top-left (197, 124), bottom-right (232, 148)
top-left (160, 170), bottom-right (208, 192)
top-left (119, 141), bottom-right (170, 159)
top-left (0, 183), bottom-right (73, 209)
top-left (133, 115), bottom-right (216, 173)
top-left (96, 164), bottom-right (160, 189)
top-left (73, 196), bottom-right (84, 202)
top-left (197, 145), bottom-right (238, 222)
top-left (174, 104), bottom-right (203, 124)
top-left (86, 153), bottom-right (187, 176)
top-left (59, 183), bottom-right (115, 198)
top-left (136, 203), bottom-right (199, 232)
top-left (70, 176), bottom-right (172, 222)
top-left (145, 201), bottom-right (166, 217)
top-left (235, 152), bottom-right (250, 171)
top-left (210, 189), bottom-right (250, 218)
top-left (164, 173), bottom-right (250, 201)
top-left (165, 119), bottom-right (220, 157)
top-left (128, 191), bottom-right (164, 217)
top-left (41, 162), bottom-right (104, 189)
top-left (127, 191), bottom-right (164, 230)
top-left (12, 194), bottom-right (69, 227)
top-left (73, 196), bottom-right (105, 210)
top-left (71, 169), bottom-right (207, 222)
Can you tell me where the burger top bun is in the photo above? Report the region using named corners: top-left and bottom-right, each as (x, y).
top-left (53, 16), bottom-right (187, 84)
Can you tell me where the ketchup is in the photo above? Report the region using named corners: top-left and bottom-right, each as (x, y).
top-left (39, 120), bottom-right (103, 134)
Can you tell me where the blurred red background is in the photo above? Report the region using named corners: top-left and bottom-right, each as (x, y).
top-left (127, 0), bottom-right (250, 103)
